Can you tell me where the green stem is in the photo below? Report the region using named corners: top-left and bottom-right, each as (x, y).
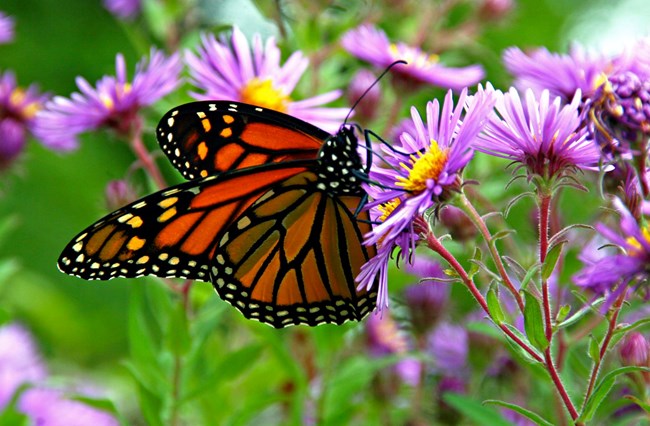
top-left (538, 192), bottom-right (553, 341)
top-left (458, 194), bottom-right (525, 313)
top-left (581, 288), bottom-right (628, 413)
top-left (129, 119), bottom-right (167, 190)
top-left (421, 221), bottom-right (543, 363)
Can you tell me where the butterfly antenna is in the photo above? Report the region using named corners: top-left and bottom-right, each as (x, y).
top-left (343, 60), bottom-right (408, 126)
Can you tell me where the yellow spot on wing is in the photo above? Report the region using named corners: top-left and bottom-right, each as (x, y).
top-left (158, 207), bottom-right (177, 222)
top-left (127, 216), bottom-right (143, 228)
top-left (223, 114), bottom-right (234, 124)
top-left (201, 118), bottom-right (211, 132)
top-left (127, 236), bottom-right (146, 251)
top-left (220, 128), bottom-right (233, 138)
top-left (158, 197), bottom-right (178, 209)
top-left (197, 141), bottom-right (208, 160)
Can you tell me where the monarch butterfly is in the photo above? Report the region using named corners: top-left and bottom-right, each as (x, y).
top-left (58, 101), bottom-right (378, 328)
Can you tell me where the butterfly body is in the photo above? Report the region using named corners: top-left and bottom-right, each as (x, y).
top-left (58, 101), bottom-right (377, 327)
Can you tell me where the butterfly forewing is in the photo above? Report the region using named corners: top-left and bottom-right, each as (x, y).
top-left (58, 164), bottom-right (311, 281)
top-left (157, 101), bottom-right (326, 180)
top-left (61, 100), bottom-right (380, 328)
top-left (210, 171), bottom-right (377, 328)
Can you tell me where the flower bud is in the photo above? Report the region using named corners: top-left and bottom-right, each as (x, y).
top-left (104, 179), bottom-right (137, 211)
top-left (439, 205), bottom-right (477, 242)
top-left (619, 332), bottom-right (649, 367)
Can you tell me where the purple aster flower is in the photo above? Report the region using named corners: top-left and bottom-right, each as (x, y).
top-left (34, 48), bottom-right (182, 151)
top-left (19, 387), bottom-right (119, 426)
top-left (341, 24), bottom-right (485, 91)
top-left (503, 44), bottom-right (610, 101)
top-left (589, 70), bottom-right (650, 158)
top-left (103, 0), bottom-right (141, 20)
top-left (0, 70), bottom-right (49, 168)
top-left (573, 198), bottom-right (650, 299)
top-left (403, 256), bottom-right (449, 334)
top-left (186, 27), bottom-right (348, 133)
top-left (367, 88), bottom-right (495, 246)
top-left (366, 311), bottom-right (409, 356)
top-left (0, 323), bottom-right (47, 410)
top-left (0, 12), bottom-right (14, 44)
top-left (428, 322), bottom-right (468, 373)
top-left (365, 313), bottom-right (421, 386)
top-left (476, 86), bottom-right (601, 180)
top-left (356, 88), bottom-right (494, 306)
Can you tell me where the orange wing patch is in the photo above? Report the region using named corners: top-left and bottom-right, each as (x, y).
top-left (211, 172), bottom-right (377, 328)
top-left (58, 165), bottom-right (310, 282)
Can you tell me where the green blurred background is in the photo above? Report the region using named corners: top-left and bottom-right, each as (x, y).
top-left (0, 0), bottom-right (649, 408)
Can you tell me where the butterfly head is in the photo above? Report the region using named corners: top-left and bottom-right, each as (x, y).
top-left (315, 124), bottom-right (366, 195)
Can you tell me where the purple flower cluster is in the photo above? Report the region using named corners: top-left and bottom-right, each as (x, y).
top-left (574, 198), bottom-right (650, 299)
top-left (0, 11), bottom-right (14, 44)
top-left (103, 0), bottom-right (141, 20)
top-left (475, 85), bottom-right (601, 180)
top-left (356, 88), bottom-right (495, 306)
top-left (342, 24), bottom-right (485, 91)
top-left (0, 323), bottom-right (118, 425)
top-left (186, 27), bottom-right (348, 133)
top-left (34, 48), bottom-right (182, 151)
top-left (0, 70), bottom-right (49, 168)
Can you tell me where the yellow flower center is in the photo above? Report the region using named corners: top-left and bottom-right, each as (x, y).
top-left (378, 198), bottom-right (401, 222)
top-left (626, 225), bottom-right (650, 256)
top-left (100, 83), bottom-right (132, 110)
top-left (388, 43), bottom-right (439, 68)
top-left (9, 88), bottom-right (41, 119)
top-left (240, 78), bottom-right (291, 113)
top-left (396, 140), bottom-right (449, 193)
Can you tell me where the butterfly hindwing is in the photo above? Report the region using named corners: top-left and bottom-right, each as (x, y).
top-left (156, 101), bottom-right (326, 180)
top-left (210, 171), bottom-right (377, 328)
top-left (58, 164), bottom-right (312, 281)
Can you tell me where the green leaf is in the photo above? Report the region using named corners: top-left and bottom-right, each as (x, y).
top-left (487, 282), bottom-right (506, 324)
top-left (165, 300), bottom-right (191, 357)
top-left (468, 247), bottom-right (482, 278)
top-left (490, 229), bottom-right (515, 246)
top-left (614, 317), bottom-right (650, 336)
top-left (541, 240), bottom-right (565, 280)
top-left (142, 0), bottom-right (173, 43)
top-left (483, 400), bottom-right (554, 426)
top-left (580, 366), bottom-right (650, 422)
top-left (522, 290), bottom-right (549, 352)
top-left (442, 393), bottom-right (511, 426)
top-left (557, 297), bottom-right (603, 329)
top-left (128, 284), bottom-right (162, 370)
top-left (588, 334), bottom-right (600, 362)
top-left (0, 408), bottom-right (29, 426)
top-left (324, 356), bottom-right (404, 425)
top-left (129, 371), bottom-right (165, 426)
top-left (555, 304), bottom-right (571, 324)
top-left (624, 395), bottom-right (650, 415)
top-left (182, 344), bottom-right (264, 402)
top-left (519, 264), bottom-right (541, 292)
top-left (502, 323), bottom-right (543, 365)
